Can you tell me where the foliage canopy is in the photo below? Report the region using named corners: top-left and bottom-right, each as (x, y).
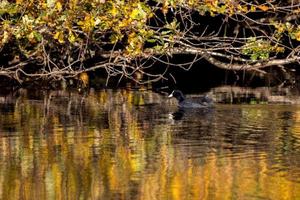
top-left (0, 0), bottom-right (300, 84)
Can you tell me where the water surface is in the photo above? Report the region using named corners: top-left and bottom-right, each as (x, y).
top-left (0, 88), bottom-right (300, 200)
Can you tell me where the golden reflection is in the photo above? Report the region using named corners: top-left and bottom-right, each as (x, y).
top-left (0, 89), bottom-right (299, 200)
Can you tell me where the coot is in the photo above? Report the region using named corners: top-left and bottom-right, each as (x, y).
top-left (168, 90), bottom-right (213, 108)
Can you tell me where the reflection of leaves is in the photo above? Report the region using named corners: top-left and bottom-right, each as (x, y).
top-left (1, 89), bottom-right (300, 200)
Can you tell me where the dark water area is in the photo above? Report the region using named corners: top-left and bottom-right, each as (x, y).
top-left (0, 87), bottom-right (300, 199)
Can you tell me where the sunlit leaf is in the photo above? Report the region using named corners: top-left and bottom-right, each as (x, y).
top-left (55, 2), bottom-right (62, 12)
top-left (295, 31), bottom-right (300, 41)
top-left (68, 31), bottom-right (76, 43)
top-left (78, 14), bottom-right (95, 32)
top-left (250, 5), bottom-right (256, 12)
top-left (258, 5), bottom-right (269, 11)
top-left (110, 5), bottom-right (118, 17)
top-left (1, 30), bottom-right (10, 44)
top-left (34, 31), bottom-right (43, 42)
top-left (147, 38), bottom-right (156, 43)
top-left (16, 0), bottom-right (23, 4)
top-left (130, 4), bottom-right (146, 20)
top-left (53, 31), bottom-right (64, 44)
top-left (275, 46), bottom-right (285, 53)
top-left (28, 31), bottom-right (36, 43)
top-left (47, 0), bottom-right (56, 8)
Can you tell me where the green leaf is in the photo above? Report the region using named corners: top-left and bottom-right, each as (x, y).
top-left (146, 39), bottom-right (156, 43)
top-left (161, 30), bottom-right (172, 35)
top-left (251, 54), bottom-right (258, 61)
top-left (259, 53), bottom-right (269, 60)
top-left (154, 45), bottom-right (163, 51)
top-left (34, 32), bottom-right (43, 42)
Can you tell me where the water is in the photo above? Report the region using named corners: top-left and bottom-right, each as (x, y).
top-left (0, 88), bottom-right (300, 200)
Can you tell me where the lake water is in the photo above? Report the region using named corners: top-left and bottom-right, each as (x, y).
top-left (0, 88), bottom-right (300, 200)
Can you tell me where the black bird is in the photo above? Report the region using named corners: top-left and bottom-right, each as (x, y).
top-left (168, 90), bottom-right (213, 108)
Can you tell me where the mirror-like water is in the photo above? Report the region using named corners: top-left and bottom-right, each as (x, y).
top-left (0, 88), bottom-right (300, 200)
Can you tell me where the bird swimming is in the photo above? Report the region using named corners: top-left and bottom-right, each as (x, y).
top-left (168, 90), bottom-right (213, 108)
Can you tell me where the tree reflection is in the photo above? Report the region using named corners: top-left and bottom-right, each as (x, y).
top-left (0, 88), bottom-right (299, 199)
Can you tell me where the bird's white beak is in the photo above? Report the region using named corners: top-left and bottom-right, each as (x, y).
top-left (168, 92), bottom-right (173, 98)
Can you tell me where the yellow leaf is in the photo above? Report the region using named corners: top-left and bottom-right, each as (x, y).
top-left (41, 2), bottom-right (48, 9)
top-left (58, 35), bottom-right (64, 44)
top-left (47, 0), bottom-right (56, 8)
top-left (238, 5), bottom-right (248, 13)
top-left (118, 19), bottom-right (131, 28)
top-left (56, 1), bottom-right (62, 11)
top-left (162, 1), bottom-right (169, 15)
top-left (296, 32), bottom-right (300, 41)
top-left (250, 5), bottom-right (256, 12)
top-left (78, 14), bottom-right (95, 32)
top-left (54, 31), bottom-right (64, 43)
top-left (68, 31), bottom-right (76, 43)
top-left (16, 0), bottom-right (23, 4)
top-left (110, 5), bottom-right (118, 17)
top-left (69, 0), bottom-right (78, 9)
top-left (130, 9), bottom-right (140, 20)
top-left (1, 31), bottom-right (9, 44)
top-left (130, 4), bottom-right (147, 20)
top-left (53, 31), bottom-right (60, 39)
top-left (28, 31), bottom-right (36, 43)
top-left (275, 46), bottom-right (285, 53)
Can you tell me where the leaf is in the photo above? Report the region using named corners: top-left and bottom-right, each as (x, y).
top-left (53, 31), bottom-right (60, 39)
top-left (130, 3), bottom-right (147, 20)
top-left (110, 5), bottom-right (118, 17)
top-left (146, 39), bottom-right (156, 43)
top-left (53, 31), bottom-right (64, 44)
top-left (1, 31), bottom-right (10, 44)
top-left (162, 1), bottom-right (169, 14)
top-left (68, 31), bottom-right (76, 43)
top-left (34, 31), bottom-right (43, 42)
top-left (161, 30), bottom-right (172, 35)
top-left (154, 45), bottom-right (163, 51)
top-left (259, 53), bottom-right (269, 60)
top-left (28, 31), bottom-right (36, 43)
top-left (47, 0), bottom-right (56, 8)
top-left (251, 54), bottom-right (258, 61)
top-left (78, 14), bottom-right (95, 32)
top-left (55, 2), bottom-right (62, 11)
top-left (130, 9), bottom-right (141, 20)
top-left (218, 5), bottom-right (227, 14)
top-left (16, 0), bottom-right (23, 4)
top-left (258, 5), bottom-right (269, 11)
top-left (110, 34), bottom-right (121, 44)
top-left (250, 5), bottom-right (256, 12)
top-left (295, 31), bottom-right (300, 41)
top-left (275, 46), bottom-right (285, 53)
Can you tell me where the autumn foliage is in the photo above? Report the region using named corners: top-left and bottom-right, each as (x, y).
top-left (0, 0), bottom-right (300, 84)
